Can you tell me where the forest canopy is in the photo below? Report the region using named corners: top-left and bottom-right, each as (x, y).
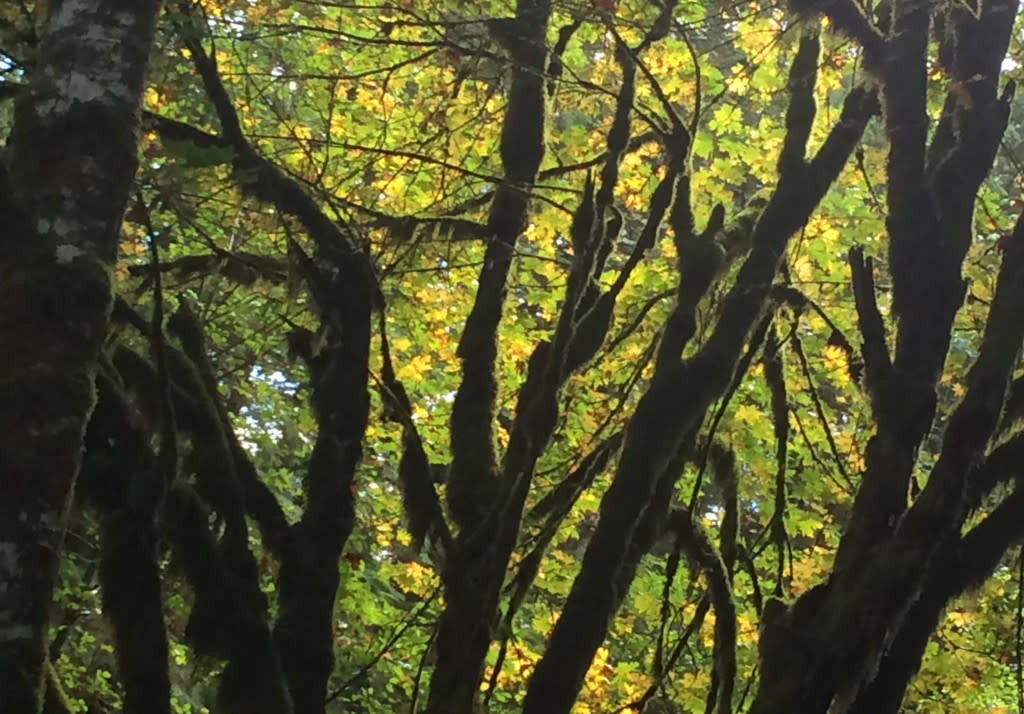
top-left (1, 1), bottom-right (1024, 713)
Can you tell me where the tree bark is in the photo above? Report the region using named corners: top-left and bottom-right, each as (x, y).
top-left (0, 2), bottom-right (161, 711)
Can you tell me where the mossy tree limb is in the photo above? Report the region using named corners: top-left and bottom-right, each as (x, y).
top-left (672, 509), bottom-right (737, 714)
top-left (164, 483), bottom-right (291, 714)
top-left (81, 374), bottom-right (171, 714)
top-left (273, 261), bottom-right (373, 714)
top-left (112, 312), bottom-right (293, 713)
top-left (175, 4), bottom-right (381, 309)
top-left (427, 3), bottom-right (553, 710)
top-left (429, 16), bottom-right (695, 711)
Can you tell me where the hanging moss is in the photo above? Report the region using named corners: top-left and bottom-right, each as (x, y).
top-left (80, 373), bottom-right (171, 714)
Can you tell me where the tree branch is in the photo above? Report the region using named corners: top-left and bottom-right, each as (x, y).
top-left (848, 246), bottom-right (891, 404)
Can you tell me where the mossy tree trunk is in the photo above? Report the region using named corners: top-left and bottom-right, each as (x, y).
top-left (424, 2), bottom-right (553, 712)
top-left (0, 1), bottom-right (161, 712)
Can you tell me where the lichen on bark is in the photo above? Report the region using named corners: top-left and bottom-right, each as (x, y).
top-left (0, 2), bottom-right (162, 711)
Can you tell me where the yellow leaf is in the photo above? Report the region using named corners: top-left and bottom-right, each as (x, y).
top-left (793, 254), bottom-right (814, 282)
top-left (733, 404), bottom-right (761, 425)
top-left (822, 344), bottom-right (849, 384)
top-left (970, 279), bottom-right (992, 302)
top-left (144, 87), bottom-right (162, 109)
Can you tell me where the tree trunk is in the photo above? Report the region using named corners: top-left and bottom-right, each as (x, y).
top-left (0, 2), bottom-right (161, 711)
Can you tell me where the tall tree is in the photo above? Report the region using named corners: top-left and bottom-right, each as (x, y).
top-left (0, 1), bottom-right (162, 712)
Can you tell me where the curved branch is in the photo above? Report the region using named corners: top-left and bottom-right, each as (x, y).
top-left (671, 509), bottom-right (737, 714)
top-left (175, 11), bottom-right (381, 310)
